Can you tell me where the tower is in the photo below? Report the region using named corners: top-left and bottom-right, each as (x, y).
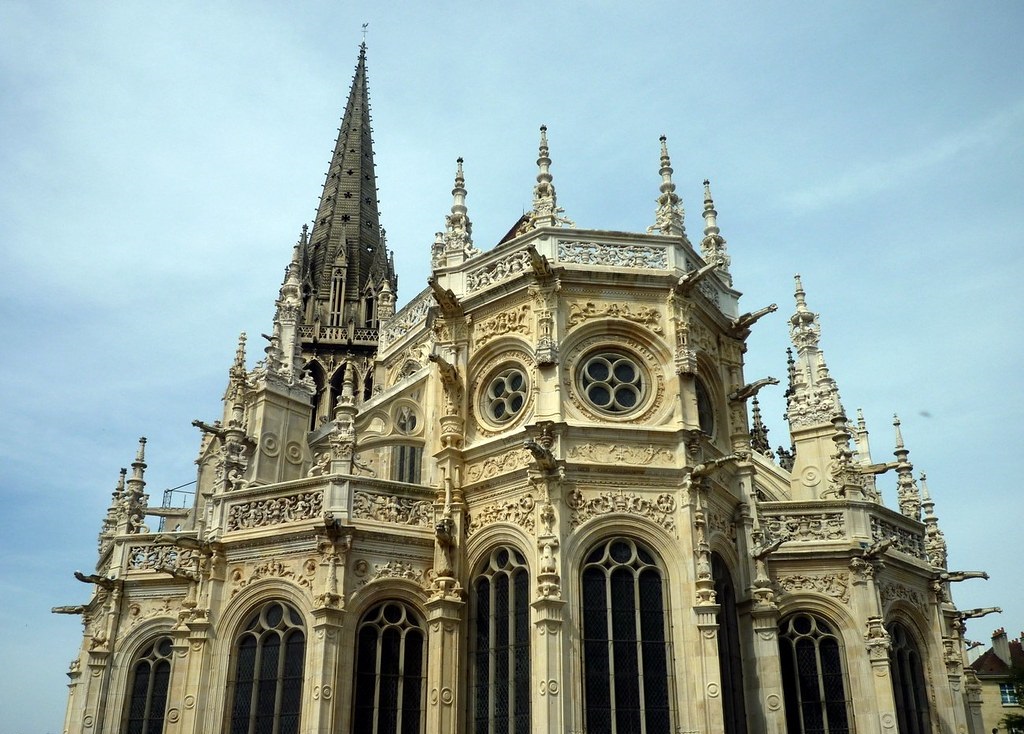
top-left (55, 45), bottom-right (994, 734)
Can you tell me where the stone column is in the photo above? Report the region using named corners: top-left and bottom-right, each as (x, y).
top-left (532, 597), bottom-right (566, 734)
top-left (306, 607), bottom-right (345, 732)
top-left (424, 595), bottom-right (464, 734)
top-left (695, 604), bottom-right (726, 732)
top-left (167, 618), bottom-right (211, 734)
top-left (748, 606), bottom-right (786, 734)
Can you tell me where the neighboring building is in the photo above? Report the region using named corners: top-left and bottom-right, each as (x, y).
top-left (970, 628), bottom-right (1024, 733)
top-left (56, 44), bottom-right (995, 734)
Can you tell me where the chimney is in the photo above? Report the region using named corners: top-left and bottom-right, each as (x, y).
top-left (992, 628), bottom-right (1011, 665)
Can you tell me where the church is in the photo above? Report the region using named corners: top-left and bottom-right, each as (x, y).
top-left (56, 44), bottom-right (993, 734)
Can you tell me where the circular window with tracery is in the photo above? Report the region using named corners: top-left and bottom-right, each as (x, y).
top-left (578, 350), bottom-right (647, 414)
top-left (484, 367), bottom-right (528, 423)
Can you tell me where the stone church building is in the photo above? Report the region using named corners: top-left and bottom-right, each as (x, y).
top-left (56, 45), bottom-right (995, 734)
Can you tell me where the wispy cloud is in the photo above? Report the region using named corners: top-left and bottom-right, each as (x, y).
top-left (784, 99), bottom-right (1024, 213)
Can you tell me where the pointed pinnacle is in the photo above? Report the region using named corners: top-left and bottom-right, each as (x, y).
top-left (893, 414), bottom-right (905, 450)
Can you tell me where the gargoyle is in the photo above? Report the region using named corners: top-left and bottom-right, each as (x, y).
top-left (526, 244), bottom-right (553, 279)
top-left (751, 536), bottom-right (784, 561)
top-left (74, 571), bottom-right (114, 589)
top-left (959, 606), bottom-right (1001, 621)
top-left (51, 605), bottom-right (87, 615)
top-left (860, 539), bottom-right (893, 559)
top-left (938, 571), bottom-right (989, 583)
top-left (427, 276), bottom-right (461, 314)
top-left (524, 439), bottom-right (558, 472)
top-left (732, 303), bottom-right (778, 332)
top-left (728, 377), bottom-right (779, 402)
top-left (676, 262), bottom-right (719, 295)
top-left (191, 419), bottom-right (226, 439)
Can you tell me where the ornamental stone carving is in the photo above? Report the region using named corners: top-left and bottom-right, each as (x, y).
top-left (227, 491), bottom-right (324, 531)
top-left (360, 560), bottom-right (426, 586)
top-left (568, 442), bottom-right (674, 466)
top-left (230, 559), bottom-right (314, 597)
top-left (787, 386), bottom-right (841, 429)
top-left (879, 582), bottom-right (926, 609)
top-left (127, 544), bottom-right (198, 571)
top-left (466, 495), bottom-right (535, 536)
top-left (475, 305), bottom-right (530, 346)
top-left (773, 572), bottom-right (850, 602)
top-left (566, 489), bottom-right (676, 533)
top-left (380, 290), bottom-right (432, 350)
top-left (352, 491), bottom-right (433, 527)
top-left (870, 517), bottom-right (926, 560)
top-left (566, 301), bottom-right (663, 334)
top-left (707, 509), bottom-right (737, 541)
top-left (465, 449), bottom-right (531, 483)
top-left (760, 512), bottom-right (845, 542)
top-left (557, 240), bottom-right (668, 270)
top-left (466, 250), bottom-right (532, 292)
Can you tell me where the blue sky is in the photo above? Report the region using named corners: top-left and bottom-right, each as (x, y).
top-left (2, 2), bottom-right (1022, 731)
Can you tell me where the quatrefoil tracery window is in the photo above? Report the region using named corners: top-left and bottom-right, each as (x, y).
top-left (484, 367), bottom-right (528, 423)
top-left (578, 350), bottom-right (647, 415)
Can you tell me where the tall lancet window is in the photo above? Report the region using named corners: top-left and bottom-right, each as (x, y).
top-left (469, 547), bottom-right (531, 734)
top-left (887, 622), bottom-right (932, 734)
top-left (227, 601), bottom-right (306, 734)
top-left (778, 613), bottom-right (851, 734)
top-left (328, 271), bottom-right (345, 327)
top-left (363, 286), bottom-right (377, 329)
top-left (712, 554), bottom-right (748, 734)
top-left (353, 601), bottom-right (426, 734)
top-left (581, 538), bottom-right (671, 734)
top-left (123, 636), bottom-right (173, 734)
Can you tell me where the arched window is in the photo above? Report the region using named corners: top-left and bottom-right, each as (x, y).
top-left (712, 554), bottom-right (748, 734)
top-left (581, 538), bottom-right (671, 734)
top-left (353, 601), bottom-right (426, 734)
top-left (227, 601), bottom-right (305, 734)
top-left (123, 636), bottom-right (173, 734)
top-left (778, 613), bottom-right (851, 734)
top-left (469, 547), bottom-right (530, 734)
top-left (888, 622), bottom-right (932, 734)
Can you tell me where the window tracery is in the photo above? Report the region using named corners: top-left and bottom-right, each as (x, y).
top-left (778, 613), bottom-right (851, 734)
top-left (227, 601), bottom-right (305, 734)
top-left (887, 622), bottom-right (932, 734)
top-left (581, 538), bottom-right (671, 734)
top-left (123, 636), bottom-right (173, 734)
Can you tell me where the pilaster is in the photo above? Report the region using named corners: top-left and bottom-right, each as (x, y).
top-left (307, 607), bottom-right (346, 732)
top-left (424, 595), bottom-right (465, 734)
top-left (532, 597), bottom-right (566, 734)
top-left (167, 617), bottom-right (212, 734)
top-left (694, 604), bottom-right (725, 732)
top-left (748, 607), bottom-right (786, 734)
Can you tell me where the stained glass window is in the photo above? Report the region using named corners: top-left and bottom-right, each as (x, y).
top-left (227, 602), bottom-right (305, 734)
top-left (469, 547), bottom-right (530, 734)
top-left (778, 613), bottom-right (851, 734)
top-left (353, 601), bottom-right (425, 734)
top-left (124, 636), bottom-right (173, 734)
top-left (712, 554), bottom-right (748, 734)
top-left (581, 538), bottom-right (671, 734)
top-left (888, 622), bottom-right (932, 734)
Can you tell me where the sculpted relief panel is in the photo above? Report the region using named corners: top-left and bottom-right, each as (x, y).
top-left (568, 442), bottom-right (675, 466)
top-left (227, 490), bottom-right (324, 531)
top-left (557, 240), bottom-right (668, 270)
top-left (566, 489), bottom-right (677, 534)
top-left (352, 491), bottom-right (433, 527)
top-left (466, 495), bottom-right (536, 536)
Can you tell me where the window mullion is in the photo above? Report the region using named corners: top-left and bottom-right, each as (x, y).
top-left (606, 567), bottom-right (617, 734)
top-left (396, 627), bottom-right (406, 734)
top-left (634, 568), bottom-right (647, 734)
top-left (250, 637), bottom-right (263, 734)
top-left (489, 578), bottom-right (497, 734)
top-left (373, 626), bottom-right (384, 734)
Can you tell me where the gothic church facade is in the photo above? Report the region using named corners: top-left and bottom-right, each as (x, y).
top-left (57, 45), bottom-right (992, 734)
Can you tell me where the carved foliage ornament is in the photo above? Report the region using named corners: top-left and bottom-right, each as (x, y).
top-left (227, 491), bottom-right (324, 531)
top-left (466, 250), bottom-right (533, 292)
top-left (466, 495), bottom-right (535, 536)
top-left (557, 240), bottom-right (668, 270)
top-left (352, 491), bottom-right (432, 527)
top-left (127, 544), bottom-right (198, 571)
top-left (230, 558), bottom-right (314, 597)
top-left (476, 305), bottom-right (531, 346)
top-left (568, 442), bottom-right (674, 466)
top-left (566, 489), bottom-right (676, 533)
top-left (870, 517), bottom-right (926, 560)
top-left (465, 448), bottom-right (532, 483)
top-left (772, 573), bottom-right (850, 603)
top-left (566, 301), bottom-right (663, 334)
top-left (380, 290), bottom-right (432, 350)
top-left (759, 511), bottom-right (845, 542)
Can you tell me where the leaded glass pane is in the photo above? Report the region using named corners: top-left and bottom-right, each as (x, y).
top-left (353, 601), bottom-right (425, 734)
top-left (779, 614), bottom-right (851, 734)
top-left (582, 538), bottom-right (670, 734)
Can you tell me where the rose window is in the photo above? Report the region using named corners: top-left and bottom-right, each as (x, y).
top-left (578, 351), bottom-right (646, 414)
top-left (485, 367), bottom-right (528, 423)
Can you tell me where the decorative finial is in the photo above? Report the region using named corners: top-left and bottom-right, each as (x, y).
top-left (785, 275), bottom-right (843, 432)
top-left (892, 415), bottom-right (921, 520)
top-left (518, 125), bottom-right (574, 233)
top-left (698, 177), bottom-right (731, 284)
top-left (361, 23), bottom-right (368, 48)
top-left (749, 396), bottom-right (772, 456)
top-left (432, 157), bottom-right (478, 269)
top-left (648, 135), bottom-right (684, 236)
top-left (893, 414), bottom-right (905, 451)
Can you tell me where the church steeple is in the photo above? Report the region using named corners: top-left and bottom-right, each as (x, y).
top-left (300, 43), bottom-right (395, 335)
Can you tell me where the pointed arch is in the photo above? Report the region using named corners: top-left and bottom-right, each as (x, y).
top-left (778, 612), bottom-right (852, 734)
top-left (712, 552), bottom-right (748, 734)
top-left (887, 620), bottom-right (933, 734)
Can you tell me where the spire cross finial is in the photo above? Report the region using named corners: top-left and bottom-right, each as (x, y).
top-left (361, 23), bottom-right (368, 45)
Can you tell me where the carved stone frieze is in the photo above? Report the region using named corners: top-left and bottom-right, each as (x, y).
top-left (707, 508), bottom-right (737, 541)
top-left (127, 544), bottom-right (198, 571)
top-left (568, 442), bottom-right (674, 466)
top-left (475, 305), bottom-right (531, 346)
top-left (557, 240), bottom-right (668, 270)
top-left (566, 489), bottom-right (676, 533)
top-left (229, 558), bottom-right (314, 597)
top-left (466, 495), bottom-right (535, 536)
top-left (565, 301), bottom-right (663, 334)
top-left (465, 448), bottom-right (531, 483)
top-left (352, 491), bottom-right (432, 527)
top-left (759, 511), bottom-right (845, 542)
top-left (466, 250), bottom-right (533, 292)
top-left (358, 560), bottom-right (426, 587)
top-left (122, 598), bottom-right (177, 631)
top-left (380, 290), bottom-right (433, 350)
top-left (772, 572), bottom-right (850, 602)
top-left (227, 491), bottom-right (324, 531)
top-left (880, 582), bottom-right (926, 609)
top-left (870, 517), bottom-right (926, 560)
top-left (787, 386), bottom-right (841, 428)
